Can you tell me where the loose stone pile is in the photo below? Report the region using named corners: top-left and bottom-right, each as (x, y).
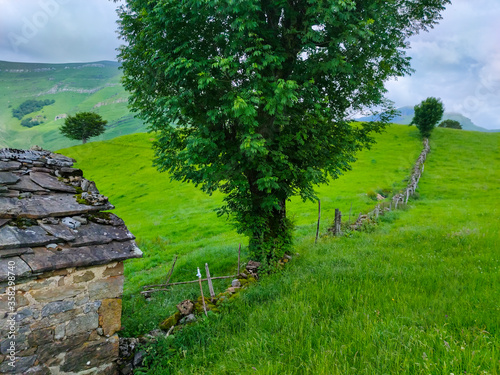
top-left (117, 261), bottom-right (261, 374)
top-left (0, 147), bottom-right (142, 375)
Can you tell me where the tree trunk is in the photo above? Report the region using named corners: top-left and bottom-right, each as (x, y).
top-left (82, 138), bottom-right (87, 144)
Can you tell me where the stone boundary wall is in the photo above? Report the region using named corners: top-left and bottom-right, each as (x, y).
top-left (340, 138), bottom-right (431, 232)
top-left (0, 261), bottom-right (124, 374)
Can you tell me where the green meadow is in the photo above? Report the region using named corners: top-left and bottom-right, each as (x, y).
top-left (59, 125), bottom-right (499, 374)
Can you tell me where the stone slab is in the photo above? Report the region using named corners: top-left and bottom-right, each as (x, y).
top-left (0, 256), bottom-right (32, 282)
top-left (30, 171), bottom-right (76, 193)
top-left (10, 175), bottom-right (50, 193)
top-left (21, 241), bottom-right (142, 273)
top-left (98, 299), bottom-right (122, 337)
top-left (38, 222), bottom-right (76, 242)
top-left (0, 219), bottom-right (9, 228)
top-left (0, 171), bottom-right (20, 185)
top-left (60, 335), bottom-right (119, 373)
top-left (0, 225), bottom-right (54, 250)
top-left (70, 222), bottom-right (135, 247)
top-left (0, 161), bottom-right (21, 171)
top-left (0, 194), bottom-right (114, 219)
top-left (0, 189), bottom-right (19, 198)
top-left (0, 247), bottom-right (34, 258)
top-left (0, 149), bottom-right (74, 167)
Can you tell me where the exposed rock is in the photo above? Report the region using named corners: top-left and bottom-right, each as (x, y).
top-left (42, 301), bottom-right (75, 318)
top-left (179, 314), bottom-right (196, 324)
top-left (246, 260), bottom-right (261, 272)
top-left (87, 181), bottom-right (99, 194)
top-left (73, 270), bottom-right (95, 283)
top-left (159, 312), bottom-right (181, 331)
top-left (176, 299), bottom-right (195, 316)
top-left (65, 312), bottom-right (99, 337)
top-left (98, 299), bottom-right (122, 336)
top-left (0, 354), bottom-right (36, 374)
top-left (59, 335), bottom-right (119, 373)
top-left (231, 279), bottom-right (241, 288)
top-left (0, 218), bottom-right (10, 228)
top-left (0, 171), bottom-right (20, 185)
top-left (89, 275), bottom-right (125, 300)
top-left (133, 350), bottom-right (147, 368)
top-left (61, 217), bottom-right (81, 229)
top-left (0, 161), bottom-right (21, 171)
top-left (81, 179), bottom-right (90, 192)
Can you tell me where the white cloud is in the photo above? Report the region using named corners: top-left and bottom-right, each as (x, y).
top-left (386, 0), bottom-right (500, 129)
top-left (0, 0), bottom-right (121, 63)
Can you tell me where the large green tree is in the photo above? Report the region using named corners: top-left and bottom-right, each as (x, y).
top-left (118, 0), bottom-right (450, 265)
top-left (59, 112), bottom-right (107, 144)
top-left (411, 97), bottom-right (444, 138)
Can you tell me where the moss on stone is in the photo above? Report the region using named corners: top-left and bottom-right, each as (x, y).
top-left (88, 212), bottom-right (111, 221)
top-left (159, 311), bottom-right (181, 331)
top-left (74, 194), bottom-right (91, 205)
top-left (9, 217), bottom-right (37, 229)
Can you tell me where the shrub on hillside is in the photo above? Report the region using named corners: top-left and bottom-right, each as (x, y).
top-left (438, 119), bottom-right (462, 129)
top-left (12, 99), bottom-right (55, 119)
top-left (20, 117), bottom-right (43, 128)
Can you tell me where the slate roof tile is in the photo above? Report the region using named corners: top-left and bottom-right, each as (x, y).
top-left (0, 147), bottom-right (142, 278)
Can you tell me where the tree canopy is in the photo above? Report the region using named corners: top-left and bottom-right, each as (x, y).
top-left (411, 97), bottom-right (444, 138)
top-left (59, 112), bottom-right (107, 144)
top-left (438, 119), bottom-right (462, 129)
top-left (118, 0), bottom-right (450, 265)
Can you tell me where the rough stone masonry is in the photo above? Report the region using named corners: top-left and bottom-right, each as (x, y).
top-left (0, 148), bottom-right (142, 374)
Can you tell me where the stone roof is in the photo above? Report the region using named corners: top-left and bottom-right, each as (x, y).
top-left (0, 148), bottom-right (142, 282)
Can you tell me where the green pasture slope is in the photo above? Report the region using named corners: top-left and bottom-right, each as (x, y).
top-left (59, 126), bottom-right (499, 374)
top-left (0, 61), bottom-right (146, 150)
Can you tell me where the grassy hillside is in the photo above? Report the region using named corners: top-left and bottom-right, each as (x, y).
top-left (59, 126), bottom-right (499, 374)
top-left (0, 61), bottom-right (147, 150)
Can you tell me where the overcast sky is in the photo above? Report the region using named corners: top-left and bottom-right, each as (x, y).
top-left (0, 0), bottom-right (498, 129)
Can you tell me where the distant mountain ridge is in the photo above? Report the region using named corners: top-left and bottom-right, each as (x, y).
top-left (357, 106), bottom-right (498, 132)
top-left (0, 60), bottom-right (147, 151)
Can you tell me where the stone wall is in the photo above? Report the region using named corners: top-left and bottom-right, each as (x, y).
top-left (0, 261), bottom-right (125, 374)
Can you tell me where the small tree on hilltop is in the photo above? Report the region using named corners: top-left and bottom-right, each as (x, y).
top-left (411, 97), bottom-right (444, 138)
top-left (60, 112), bottom-right (107, 144)
top-left (438, 119), bottom-right (462, 129)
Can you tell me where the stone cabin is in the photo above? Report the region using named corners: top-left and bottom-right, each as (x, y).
top-left (0, 148), bottom-right (142, 374)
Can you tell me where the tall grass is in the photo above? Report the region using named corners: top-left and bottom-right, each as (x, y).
top-left (59, 127), bottom-right (499, 374)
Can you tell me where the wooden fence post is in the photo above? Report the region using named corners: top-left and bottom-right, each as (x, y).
top-left (237, 243), bottom-right (241, 275)
top-left (315, 200), bottom-right (321, 244)
top-left (197, 268), bottom-right (208, 316)
top-left (334, 209), bottom-right (342, 236)
top-left (205, 263), bottom-right (215, 301)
